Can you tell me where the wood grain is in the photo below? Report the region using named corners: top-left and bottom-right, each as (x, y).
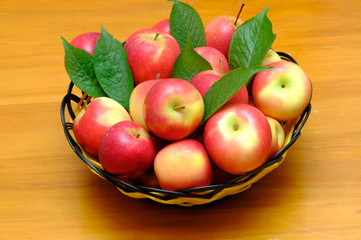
top-left (1, 0), bottom-right (361, 239)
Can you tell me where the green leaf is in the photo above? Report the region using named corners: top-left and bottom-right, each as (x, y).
top-left (93, 26), bottom-right (134, 109)
top-left (169, 0), bottom-right (206, 49)
top-left (61, 37), bottom-right (107, 98)
top-left (202, 66), bottom-right (272, 124)
top-left (172, 34), bottom-right (212, 81)
top-left (228, 7), bottom-right (276, 70)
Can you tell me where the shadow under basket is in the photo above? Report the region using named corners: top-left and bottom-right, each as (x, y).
top-left (60, 52), bottom-right (312, 207)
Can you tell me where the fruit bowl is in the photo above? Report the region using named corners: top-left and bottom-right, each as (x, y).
top-left (60, 52), bottom-right (312, 207)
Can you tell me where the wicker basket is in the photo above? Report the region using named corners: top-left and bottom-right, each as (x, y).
top-left (60, 52), bottom-right (312, 207)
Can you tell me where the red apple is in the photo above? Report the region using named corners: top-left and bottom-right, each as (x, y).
top-left (248, 96), bottom-right (256, 107)
top-left (99, 121), bottom-right (155, 180)
top-left (203, 103), bottom-right (272, 175)
top-left (70, 32), bottom-right (101, 56)
top-left (266, 117), bottom-right (285, 158)
top-left (194, 46), bottom-right (230, 74)
top-left (144, 78), bottom-right (204, 141)
top-left (129, 79), bottom-right (162, 130)
top-left (154, 139), bottom-right (212, 191)
top-left (205, 16), bottom-right (243, 58)
top-left (246, 49), bottom-right (281, 97)
top-left (133, 168), bottom-right (160, 188)
top-left (190, 70), bottom-right (248, 105)
top-left (152, 19), bottom-right (170, 35)
top-left (211, 163), bottom-right (236, 185)
top-left (190, 70), bottom-right (221, 96)
top-left (73, 97), bottom-right (131, 156)
top-left (252, 61), bottom-right (312, 121)
top-left (261, 49), bottom-right (282, 67)
top-left (226, 86), bottom-right (249, 105)
top-left (150, 134), bottom-right (170, 153)
top-left (124, 29), bottom-right (180, 85)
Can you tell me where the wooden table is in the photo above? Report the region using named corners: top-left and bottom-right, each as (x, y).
top-left (1, 0), bottom-right (360, 239)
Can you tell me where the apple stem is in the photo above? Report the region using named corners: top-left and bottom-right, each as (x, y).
top-left (234, 3), bottom-right (245, 25)
top-left (154, 32), bottom-right (160, 41)
top-left (135, 133), bottom-right (141, 139)
top-left (174, 105), bottom-right (186, 111)
top-left (75, 94), bottom-right (87, 115)
top-left (83, 95), bottom-right (92, 110)
top-left (219, 58), bottom-right (223, 75)
top-left (233, 124), bottom-right (239, 131)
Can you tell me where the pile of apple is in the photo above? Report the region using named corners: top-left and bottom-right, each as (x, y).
top-left (67, 3), bottom-right (312, 192)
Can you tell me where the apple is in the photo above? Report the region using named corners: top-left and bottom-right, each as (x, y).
top-left (211, 163), bottom-right (236, 185)
top-left (247, 49), bottom-right (282, 97)
top-left (266, 116), bottom-right (285, 158)
top-left (252, 61), bottom-right (312, 121)
top-left (190, 70), bottom-right (221, 96)
top-left (205, 16), bottom-right (243, 58)
top-left (226, 86), bottom-right (249, 105)
top-left (190, 70), bottom-right (248, 104)
top-left (248, 96), bottom-right (256, 107)
top-left (133, 168), bottom-right (160, 188)
top-left (203, 103), bottom-right (272, 175)
top-left (99, 121), bottom-right (155, 180)
top-left (194, 46), bottom-right (230, 74)
top-left (144, 78), bottom-right (204, 141)
top-left (261, 49), bottom-right (282, 67)
top-left (153, 139), bottom-right (212, 191)
top-left (70, 32), bottom-right (101, 56)
top-left (150, 134), bottom-right (170, 153)
top-left (129, 79), bottom-right (162, 130)
top-left (124, 29), bottom-right (180, 85)
top-left (73, 97), bottom-right (131, 157)
top-left (152, 19), bottom-right (170, 35)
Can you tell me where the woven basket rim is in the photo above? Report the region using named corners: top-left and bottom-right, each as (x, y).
top-left (60, 51), bottom-right (312, 206)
